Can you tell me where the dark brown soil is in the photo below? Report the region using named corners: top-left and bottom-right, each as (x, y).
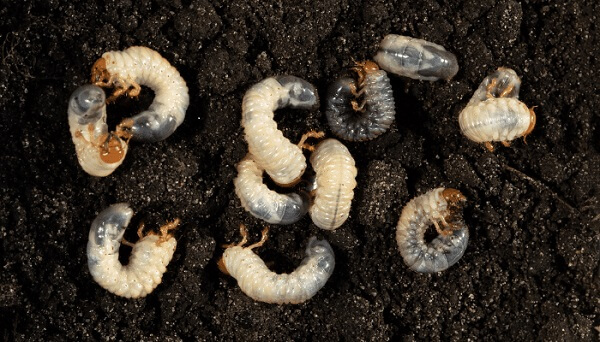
top-left (1, 0), bottom-right (598, 340)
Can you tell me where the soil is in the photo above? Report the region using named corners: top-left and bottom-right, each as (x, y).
top-left (0, 0), bottom-right (598, 340)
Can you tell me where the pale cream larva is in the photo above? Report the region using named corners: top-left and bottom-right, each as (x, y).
top-left (458, 67), bottom-right (536, 152)
top-left (242, 76), bottom-right (319, 186)
top-left (92, 46), bottom-right (189, 142)
top-left (219, 225), bottom-right (335, 304)
top-left (309, 139), bottom-right (357, 230)
top-left (234, 154), bottom-right (310, 225)
top-left (87, 203), bottom-right (179, 298)
top-left (68, 84), bottom-right (128, 177)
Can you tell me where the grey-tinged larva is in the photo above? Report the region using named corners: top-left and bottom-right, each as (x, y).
top-left (325, 61), bottom-right (396, 141)
top-left (87, 203), bottom-right (179, 298)
top-left (92, 46), bottom-right (189, 142)
top-left (373, 34), bottom-right (459, 81)
top-left (234, 154), bottom-right (310, 225)
top-left (396, 188), bottom-right (469, 273)
top-left (219, 225), bottom-right (335, 304)
top-left (242, 75), bottom-right (319, 186)
top-left (308, 138), bottom-right (357, 230)
top-left (458, 68), bottom-right (536, 152)
top-left (68, 84), bottom-right (128, 177)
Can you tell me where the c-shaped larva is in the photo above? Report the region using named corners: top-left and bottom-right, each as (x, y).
top-left (68, 85), bottom-right (128, 177)
top-left (308, 138), bottom-right (357, 230)
top-left (373, 34), bottom-right (459, 81)
top-left (87, 203), bottom-right (179, 298)
top-left (242, 76), bottom-right (319, 186)
top-left (234, 154), bottom-right (310, 225)
top-left (92, 46), bottom-right (189, 142)
top-left (458, 68), bottom-right (536, 152)
top-left (325, 61), bottom-right (396, 141)
top-left (219, 225), bottom-right (335, 304)
top-left (396, 188), bottom-right (469, 273)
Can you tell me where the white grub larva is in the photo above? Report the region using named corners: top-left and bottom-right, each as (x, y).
top-left (87, 203), bottom-right (179, 298)
top-left (308, 138), bottom-right (357, 230)
top-left (92, 46), bottom-right (189, 142)
top-left (373, 34), bottom-right (459, 81)
top-left (325, 61), bottom-right (396, 141)
top-left (219, 225), bottom-right (335, 304)
top-left (242, 76), bottom-right (319, 186)
top-left (458, 68), bottom-right (536, 152)
top-left (234, 154), bottom-right (310, 225)
top-left (396, 188), bottom-right (469, 273)
top-left (68, 85), bottom-right (128, 177)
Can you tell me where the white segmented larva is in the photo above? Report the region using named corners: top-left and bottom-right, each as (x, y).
top-left (458, 68), bottom-right (536, 151)
top-left (459, 98), bottom-right (534, 145)
top-left (309, 139), bottom-right (357, 230)
top-left (68, 84), bottom-right (128, 177)
top-left (242, 75), bottom-right (319, 186)
top-left (373, 34), bottom-right (459, 81)
top-left (396, 188), bottom-right (469, 273)
top-left (234, 154), bottom-right (310, 225)
top-left (219, 225), bottom-right (335, 304)
top-left (92, 46), bottom-right (189, 142)
top-left (87, 203), bottom-right (179, 298)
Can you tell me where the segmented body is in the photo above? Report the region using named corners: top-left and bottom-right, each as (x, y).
top-left (222, 237), bottom-right (335, 304)
top-left (459, 98), bottom-right (532, 143)
top-left (242, 76), bottom-right (318, 185)
top-left (93, 46), bottom-right (189, 142)
top-left (396, 188), bottom-right (469, 273)
top-left (234, 155), bottom-right (310, 224)
top-left (326, 66), bottom-right (396, 141)
top-left (309, 139), bottom-right (357, 230)
top-left (68, 85), bottom-right (128, 177)
top-left (374, 34), bottom-right (459, 81)
top-left (87, 203), bottom-right (177, 298)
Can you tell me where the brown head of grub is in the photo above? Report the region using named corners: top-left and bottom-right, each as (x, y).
top-left (91, 58), bottom-right (111, 85)
top-left (99, 133), bottom-right (127, 164)
top-left (441, 188), bottom-right (467, 230)
top-left (352, 60), bottom-right (380, 86)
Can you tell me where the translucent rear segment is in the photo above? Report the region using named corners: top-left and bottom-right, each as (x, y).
top-left (374, 34), bottom-right (459, 81)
